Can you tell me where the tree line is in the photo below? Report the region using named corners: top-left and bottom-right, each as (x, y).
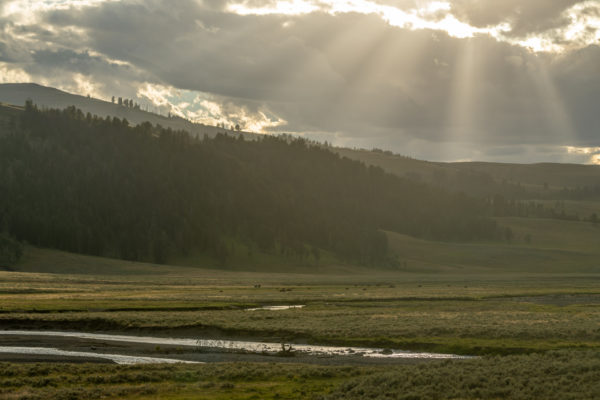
top-left (0, 103), bottom-right (503, 266)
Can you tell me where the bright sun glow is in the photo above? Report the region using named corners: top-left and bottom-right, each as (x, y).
top-left (229, 0), bottom-right (497, 39)
top-left (566, 146), bottom-right (600, 165)
top-left (228, 0), bottom-right (319, 16)
top-left (1, 0), bottom-right (119, 23)
top-left (516, 37), bottom-right (564, 54)
top-left (137, 83), bottom-right (286, 133)
top-left (227, 0), bottom-right (600, 53)
top-left (0, 62), bottom-right (31, 83)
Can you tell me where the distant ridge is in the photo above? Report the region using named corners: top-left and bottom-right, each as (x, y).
top-left (335, 147), bottom-right (600, 191)
top-left (2, 83), bottom-right (599, 193)
top-left (0, 83), bottom-right (258, 140)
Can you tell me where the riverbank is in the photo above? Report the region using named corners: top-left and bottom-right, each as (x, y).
top-left (2, 266), bottom-right (600, 398)
top-left (0, 330), bottom-right (465, 365)
top-left (2, 350), bottom-right (599, 400)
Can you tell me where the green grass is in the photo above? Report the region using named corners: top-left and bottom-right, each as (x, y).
top-left (2, 265), bottom-right (599, 356)
top-left (386, 216), bottom-right (600, 274)
top-left (171, 238), bottom-right (342, 273)
top-left (13, 212), bottom-right (600, 278)
top-left (3, 224), bottom-right (600, 397)
top-left (0, 362), bottom-right (354, 400)
top-left (13, 243), bottom-right (354, 276)
top-left (11, 246), bottom-right (360, 280)
top-left (1, 351), bottom-right (599, 399)
top-left (4, 297), bottom-right (598, 355)
top-left (324, 350), bottom-right (600, 400)
top-left (500, 217), bottom-right (600, 252)
top-left (534, 199), bottom-right (600, 220)
top-left (5, 97), bottom-right (600, 399)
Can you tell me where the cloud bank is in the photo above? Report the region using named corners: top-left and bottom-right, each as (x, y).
top-left (0, 0), bottom-right (599, 162)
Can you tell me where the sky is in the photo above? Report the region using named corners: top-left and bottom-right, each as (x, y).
top-left (0, 0), bottom-right (599, 163)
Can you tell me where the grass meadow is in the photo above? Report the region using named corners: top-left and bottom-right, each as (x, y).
top-left (2, 213), bottom-right (600, 399)
top-left (1, 351), bottom-right (599, 399)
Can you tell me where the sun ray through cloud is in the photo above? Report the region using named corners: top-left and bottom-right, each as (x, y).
top-left (527, 55), bottom-right (577, 149)
top-left (441, 36), bottom-right (478, 160)
top-left (0, 0), bottom-right (598, 163)
top-left (226, 0), bottom-right (600, 54)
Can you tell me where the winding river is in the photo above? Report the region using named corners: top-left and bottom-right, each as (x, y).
top-left (0, 345), bottom-right (200, 364)
top-left (0, 330), bottom-right (469, 363)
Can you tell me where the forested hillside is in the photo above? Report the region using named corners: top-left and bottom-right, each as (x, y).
top-left (0, 103), bottom-right (501, 266)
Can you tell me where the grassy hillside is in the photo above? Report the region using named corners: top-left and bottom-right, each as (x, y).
top-left (13, 245), bottom-right (350, 276)
top-left (335, 148), bottom-right (449, 184)
top-left (336, 147), bottom-right (600, 194)
top-left (451, 161), bottom-right (600, 190)
top-left (534, 199), bottom-right (600, 219)
top-left (13, 213), bottom-right (600, 277)
top-left (0, 83), bottom-right (258, 139)
top-left (3, 87), bottom-right (600, 277)
top-left (387, 216), bottom-right (600, 274)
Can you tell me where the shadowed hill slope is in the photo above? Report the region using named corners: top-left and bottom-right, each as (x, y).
top-left (0, 104), bottom-right (502, 269)
top-left (335, 148), bottom-right (600, 199)
top-left (0, 83), bottom-right (258, 140)
top-left (4, 82), bottom-right (599, 196)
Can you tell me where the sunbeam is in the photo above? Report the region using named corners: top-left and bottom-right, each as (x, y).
top-left (312, 16), bottom-right (398, 130)
top-left (227, 0), bottom-right (600, 54)
top-left (444, 37), bottom-right (479, 158)
top-left (528, 55), bottom-right (577, 149)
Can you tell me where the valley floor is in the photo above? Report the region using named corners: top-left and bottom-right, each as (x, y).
top-left (2, 350), bottom-right (600, 400)
top-left (1, 247), bottom-right (600, 399)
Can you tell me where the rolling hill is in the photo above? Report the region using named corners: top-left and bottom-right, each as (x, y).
top-left (0, 83), bottom-right (258, 140)
top-left (1, 103), bottom-right (505, 270)
top-left (335, 147), bottom-right (600, 200)
top-left (4, 82), bottom-right (599, 196)
top-left (2, 83), bottom-right (600, 275)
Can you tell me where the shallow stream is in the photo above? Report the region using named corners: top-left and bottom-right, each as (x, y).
top-left (0, 330), bottom-right (469, 362)
top-left (0, 345), bottom-right (201, 364)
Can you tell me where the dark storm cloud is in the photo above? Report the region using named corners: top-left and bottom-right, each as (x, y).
top-left (1, 0), bottom-right (599, 162)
